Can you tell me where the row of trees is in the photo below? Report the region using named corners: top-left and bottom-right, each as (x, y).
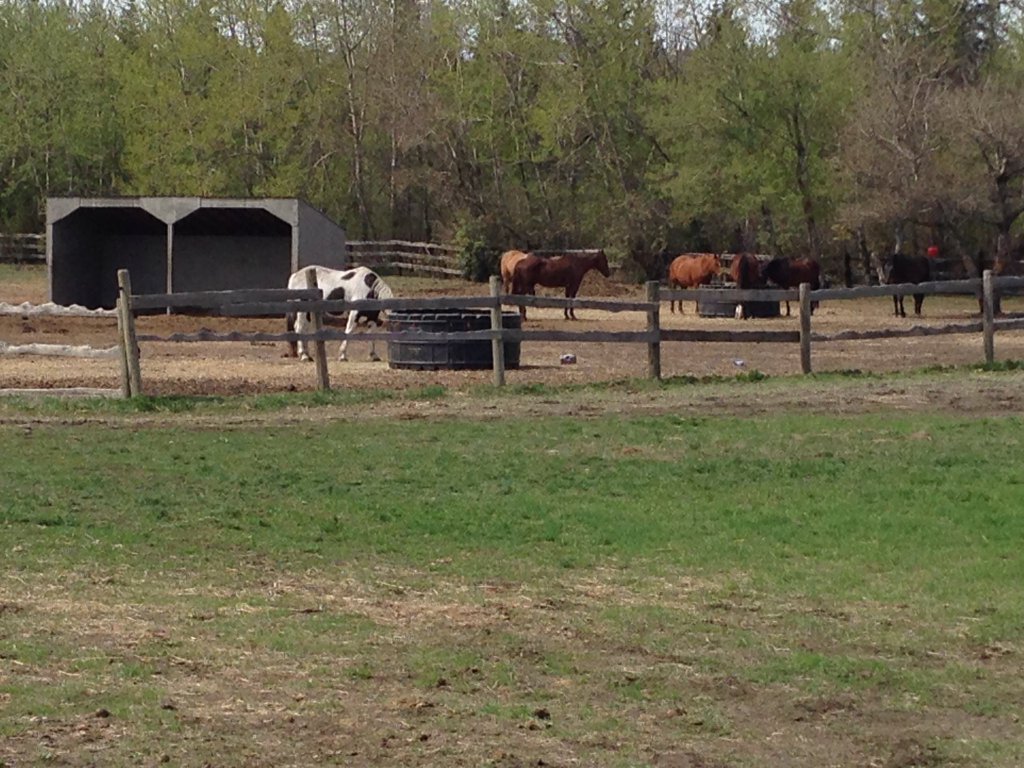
top-left (1, 0), bottom-right (1022, 279)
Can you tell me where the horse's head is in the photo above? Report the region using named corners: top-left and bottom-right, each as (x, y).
top-left (871, 251), bottom-right (893, 284)
top-left (709, 254), bottom-right (723, 274)
top-left (594, 249), bottom-right (611, 278)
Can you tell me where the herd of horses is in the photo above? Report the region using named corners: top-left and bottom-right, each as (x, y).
top-left (667, 251), bottom-right (823, 318)
top-left (284, 250), bottom-right (934, 361)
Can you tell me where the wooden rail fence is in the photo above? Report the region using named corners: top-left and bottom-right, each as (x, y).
top-left (111, 270), bottom-right (1024, 397)
top-left (348, 240), bottom-right (462, 278)
top-left (0, 234), bottom-right (45, 263)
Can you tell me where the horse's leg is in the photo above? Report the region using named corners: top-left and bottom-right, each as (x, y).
top-left (339, 311), bottom-right (359, 361)
top-left (295, 312), bottom-right (313, 362)
top-left (566, 278), bottom-right (584, 320)
top-left (285, 313), bottom-right (297, 358)
top-left (337, 311), bottom-right (366, 362)
top-left (784, 300), bottom-right (791, 317)
top-left (913, 293), bottom-right (924, 316)
top-left (367, 318), bottom-right (382, 362)
top-left (520, 284), bottom-right (535, 321)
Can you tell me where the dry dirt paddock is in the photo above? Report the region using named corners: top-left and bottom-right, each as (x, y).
top-left (1, 269), bottom-right (1022, 396)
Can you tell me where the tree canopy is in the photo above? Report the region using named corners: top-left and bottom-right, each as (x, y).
top-left (1, 0), bottom-right (1021, 278)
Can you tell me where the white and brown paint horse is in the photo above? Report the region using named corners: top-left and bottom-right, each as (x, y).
top-left (286, 266), bottom-right (394, 362)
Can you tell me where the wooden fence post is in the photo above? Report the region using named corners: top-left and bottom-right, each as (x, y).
top-left (799, 282), bottom-right (812, 374)
top-left (115, 295), bottom-right (131, 398)
top-left (645, 281), bottom-right (661, 380)
top-left (982, 269), bottom-right (995, 365)
top-left (489, 276), bottom-right (506, 387)
top-left (304, 268), bottom-right (330, 391)
top-left (116, 269), bottom-right (143, 397)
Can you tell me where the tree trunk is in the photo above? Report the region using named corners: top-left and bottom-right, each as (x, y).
top-left (791, 107), bottom-right (823, 259)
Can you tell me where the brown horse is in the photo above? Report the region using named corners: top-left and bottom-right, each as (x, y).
top-left (511, 250), bottom-right (611, 320)
top-left (729, 253), bottom-right (765, 320)
top-left (761, 256), bottom-right (822, 316)
top-left (666, 253), bottom-right (722, 313)
top-left (499, 249), bottom-right (531, 294)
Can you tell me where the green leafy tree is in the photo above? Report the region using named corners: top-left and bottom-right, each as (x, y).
top-left (0, 0), bottom-right (126, 230)
top-left (650, 0), bottom-right (850, 267)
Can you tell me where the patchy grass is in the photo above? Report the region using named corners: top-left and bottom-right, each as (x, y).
top-left (2, 406), bottom-right (1024, 766)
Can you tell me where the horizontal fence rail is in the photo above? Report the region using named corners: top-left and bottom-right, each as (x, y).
top-left (107, 270), bottom-right (1024, 397)
top-left (348, 240), bottom-right (462, 278)
top-left (130, 288), bottom-right (321, 312)
top-left (0, 233), bottom-right (45, 263)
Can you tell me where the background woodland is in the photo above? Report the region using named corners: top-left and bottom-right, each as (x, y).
top-left (2, 0), bottom-right (1022, 279)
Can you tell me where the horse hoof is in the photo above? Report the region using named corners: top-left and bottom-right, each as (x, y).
top-left (369, 354), bottom-right (381, 362)
top-left (300, 355), bottom-right (312, 363)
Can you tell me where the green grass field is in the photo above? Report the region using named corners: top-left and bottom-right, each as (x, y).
top-left (2, 384), bottom-right (1024, 766)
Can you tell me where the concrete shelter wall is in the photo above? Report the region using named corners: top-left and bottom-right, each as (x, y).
top-left (97, 235), bottom-right (167, 308)
top-left (49, 216), bottom-right (102, 307)
top-left (297, 201), bottom-right (347, 271)
top-left (49, 207), bottom-right (166, 309)
top-left (173, 236), bottom-right (291, 292)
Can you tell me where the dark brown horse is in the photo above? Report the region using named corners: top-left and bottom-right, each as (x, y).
top-left (874, 252), bottom-right (931, 317)
top-left (511, 250), bottom-right (611, 320)
top-left (729, 253), bottom-right (765, 319)
top-left (762, 257), bottom-right (822, 316)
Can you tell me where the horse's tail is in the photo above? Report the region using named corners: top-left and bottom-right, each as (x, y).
top-left (369, 271), bottom-right (394, 328)
top-left (372, 272), bottom-right (395, 301)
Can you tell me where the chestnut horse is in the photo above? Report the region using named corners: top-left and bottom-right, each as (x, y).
top-left (666, 253), bottom-right (722, 313)
top-left (499, 249), bottom-right (530, 293)
top-left (511, 250), bottom-right (611, 320)
top-left (761, 256), bottom-right (821, 316)
top-left (729, 253), bottom-right (765, 319)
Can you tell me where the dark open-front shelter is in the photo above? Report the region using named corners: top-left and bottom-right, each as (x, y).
top-left (47, 197), bottom-right (347, 308)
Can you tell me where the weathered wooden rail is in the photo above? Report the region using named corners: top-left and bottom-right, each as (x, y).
top-left (0, 233), bottom-right (45, 263)
top-left (111, 270), bottom-right (1024, 397)
top-left (348, 239), bottom-right (462, 278)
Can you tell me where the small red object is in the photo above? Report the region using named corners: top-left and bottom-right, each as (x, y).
top-left (927, 246), bottom-right (939, 258)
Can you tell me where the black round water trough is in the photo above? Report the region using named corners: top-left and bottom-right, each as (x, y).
top-left (387, 310), bottom-right (522, 370)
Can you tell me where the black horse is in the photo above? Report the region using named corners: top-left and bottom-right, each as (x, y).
top-left (876, 252), bottom-right (931, 317)
top-left (762, 257), bottom-right (822, 316)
